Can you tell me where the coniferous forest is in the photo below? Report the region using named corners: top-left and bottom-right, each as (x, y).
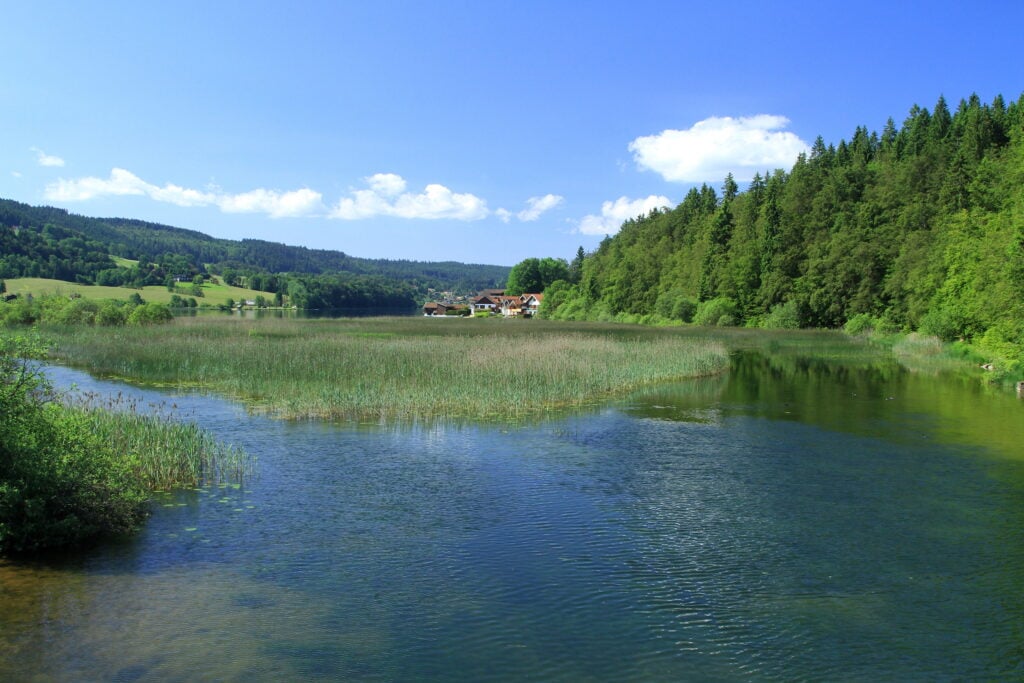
top-left (543, 93), bottom-right (1024, 366)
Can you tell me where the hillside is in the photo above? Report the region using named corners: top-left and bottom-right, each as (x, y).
top-left (0, 199), bottom-right (509, 301)
top-left (542, 93), bottom-right (1024, 368)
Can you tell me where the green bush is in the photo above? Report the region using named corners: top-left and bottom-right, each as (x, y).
top-left (50, 298), bottom-right (100, 326)
top-left (844, 313), bottom-right (876, 335)
top-left (127, 302), bottom-right (174, 326)
top-left (654, 289), bottom-right (698, 323)
top-left (0, 333), bottom-right (147, 554)
top-left (96, 300), bottom-right (129, 326)
top-left (694, 297), bottom-right (739, 327)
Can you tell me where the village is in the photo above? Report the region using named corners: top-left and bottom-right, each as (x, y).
top-left (422, 289), bottom-right (544, 317)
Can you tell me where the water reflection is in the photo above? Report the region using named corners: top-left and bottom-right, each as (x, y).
top-left (2, 359), bottom-right (1023, 681)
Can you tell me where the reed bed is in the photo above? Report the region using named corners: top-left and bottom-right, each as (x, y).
top-left (47, 317), bottom-right (730, 421)
top-left (65, 391), bottom-right (252, 489)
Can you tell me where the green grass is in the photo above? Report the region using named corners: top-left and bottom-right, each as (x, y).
top-left (4, 278), bottom-right (273, 308)
top-left (1, 330), bottom-right (252, 554)
top-left (35, 316), bottom-right (992, 422)
top-left (67, 391), bottom-right (252, 490)
top-left (46, 317), bottom-right (732, 421)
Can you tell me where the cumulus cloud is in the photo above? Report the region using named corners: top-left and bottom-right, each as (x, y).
top-left (44, 168), bottom-right (323, 218)
top-left (330, 174), bottom-right (489, 221)
top-left (577, 195), bottom-right (672, 236)
top-left (41, 166), bottom-right (557, 225)
top-left (218, 187), bottom-right (324, 218)
top-left (31, 147), bottom-right (65, 167)
top-left (517, 194), bottom-right (564, 222)
top-left (629, 115), bottom-right (809, 183)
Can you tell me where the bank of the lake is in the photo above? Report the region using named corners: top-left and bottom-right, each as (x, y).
top-left (45, 317), bottom-right (734, 421)
top-left (2, 350), bottom-right (1023, 681)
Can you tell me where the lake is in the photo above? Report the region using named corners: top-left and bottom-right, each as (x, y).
top-left (2, 352), bottom-right (1023, 681)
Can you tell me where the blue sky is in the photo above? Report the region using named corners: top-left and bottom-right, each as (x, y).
top-left (3, 1), bottom-right (1022, 266)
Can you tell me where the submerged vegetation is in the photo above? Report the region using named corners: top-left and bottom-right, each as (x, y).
top-left (46, 317), bottom-right (731, 421)
top-left (0, 331), bottom-right (249, 555)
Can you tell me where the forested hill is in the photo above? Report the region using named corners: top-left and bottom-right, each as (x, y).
top-left (545, 92), bottom-right (1024, 361)
top-left (0, 199), bottom-right (509, 293)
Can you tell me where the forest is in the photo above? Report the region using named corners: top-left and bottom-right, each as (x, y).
top-left (0, 199), bottom-right (509, 303)
top-left (542, 93), bottom-right (1024, 369)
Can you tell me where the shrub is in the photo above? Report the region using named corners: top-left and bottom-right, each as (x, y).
top-left (844, 313), bottom-right (876, 335)
top-left (51, 298), bottom-right (101, 326)
top-left (919, 307), bottom-right (968, 342)
top-left (127, 302), bottom-right (174, 326)
top-left (96, 301), bottom-right (129, 326)
top-left (694, 297), bottom-right (738, 327)
top-left (0, 333), bottom-right (147, 554)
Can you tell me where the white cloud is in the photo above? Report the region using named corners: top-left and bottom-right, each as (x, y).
top-left (44, 168), bottom-right (323, 218)
top-left (629, 115), bottom-right (810, 183)
top-left (218, 187), bottom-right (323, 218)
top-left (366, 172), bottom-right (407, 197)
top-left (577, 195), bottom-right (672, 236)
top-left (330, 174), bottom-right (489, 221)
top-left (517, 194), bottom-right (564, 222)
top-left (31, 147), bottom-right (66, 167)
top-left (494, 208), bottom-right (512, 224)
top-left (11, 171), bottom-right (22, 178)
top-left (45, 168), bottom-right (151, 201)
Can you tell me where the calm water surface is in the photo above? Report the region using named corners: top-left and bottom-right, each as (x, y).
top-left (2, 353), bottom-right (1023, 681)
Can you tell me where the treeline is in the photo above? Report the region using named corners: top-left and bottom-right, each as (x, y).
top-left (544, 93), bottom-right (1024, 364)
top-left (0, 199), bottom-right (509, 296)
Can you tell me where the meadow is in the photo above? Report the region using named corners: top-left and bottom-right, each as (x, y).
top-left (3, 277), bottom-right (272, 308)
top-left (47, 316), bottom-right (739, 421)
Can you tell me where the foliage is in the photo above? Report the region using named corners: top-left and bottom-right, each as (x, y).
top-left (0, 198), bottom-right (510, 299)
top-left (127, 302), bottom-right (174, 326)
top-left (0, 332), bottom-right (145, 554)
top-left (761, 300), bottom-right (803, 330)
top-left (505, 257), bottom-right (570, 295)
top-left (694, 297), bottom-right (739, 327)
top-left (548, 91), bottom-right (1024, 375)
top-left (0, 294), bottom-right (171, 328)
top-left (0, 331), bottom-right (250, 555)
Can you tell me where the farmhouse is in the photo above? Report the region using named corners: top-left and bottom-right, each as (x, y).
top-left (424, 289), bottom-right (545, 318)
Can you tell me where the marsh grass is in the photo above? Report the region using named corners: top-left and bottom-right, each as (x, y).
top-left (48, 317), bottom-right (731, 421)
top-left (65, 391), bottom-right (252, 489)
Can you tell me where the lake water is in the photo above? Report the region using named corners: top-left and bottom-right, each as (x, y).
top-left (2, 353), bottom-right (1023, 681)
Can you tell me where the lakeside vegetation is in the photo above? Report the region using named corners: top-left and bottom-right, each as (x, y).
top-left (538, 93), bottom-right (1024, 383)
top-left (46, 316), bottom-right (731, 421)
top-left (0, 198), bottom-right (509, 307)
top-left (0, 331), bottom-right (250, 555)
top-left (3, 277), bottom-right (273, 309)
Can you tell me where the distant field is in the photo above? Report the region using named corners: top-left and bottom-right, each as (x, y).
top-left (3, 278), bottom-right (273, 307)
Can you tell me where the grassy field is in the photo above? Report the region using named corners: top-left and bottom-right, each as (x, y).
top-left (45, 317), bottom-right (736, 421)
top-left (4, 278), bottom-right (273, 308)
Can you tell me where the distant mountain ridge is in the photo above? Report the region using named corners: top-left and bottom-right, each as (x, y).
top-left (0, 198), bottom-right (509, 291)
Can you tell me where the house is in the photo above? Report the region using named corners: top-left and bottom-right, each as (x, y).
top-left (499, 296), bottom-right (522, 317)
top-left (470, 291), bottom-right (504, 315)
top-left (520, 293), bottom-right (544, 316)
top-left (423, 302), bottom-right (468, 316)
top-left (423, 302), bottom-right (447, 316)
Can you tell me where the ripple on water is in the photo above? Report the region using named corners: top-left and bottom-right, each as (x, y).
top-left (3, 365), bottom-right (1024, 681)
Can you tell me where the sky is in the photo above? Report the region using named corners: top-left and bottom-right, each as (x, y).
top-left (3, 1), bottom-right (1022, 266)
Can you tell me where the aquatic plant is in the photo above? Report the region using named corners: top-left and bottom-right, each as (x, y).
top-left (46, 317), bottom-right (731, 421)
top-left (0, 330), bottom-right (250, 555)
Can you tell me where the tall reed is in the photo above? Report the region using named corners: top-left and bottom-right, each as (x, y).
top-left (66, 391), bottom-right (252, 489)
top-left (48, 318), bottom-right (730, 421)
